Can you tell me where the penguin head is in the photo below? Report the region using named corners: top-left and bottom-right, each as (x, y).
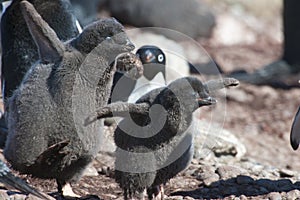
top-left (184, 77), bottom-right (216, 108)
top-left (136, 45), bottom-right (166, 80)
top-left (160, 77), bottom-right (216, 113)
top-left (136, 45), bottom-right (166, 65)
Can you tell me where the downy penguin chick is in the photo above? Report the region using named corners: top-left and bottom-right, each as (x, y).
top-left (85, 77), bottom-right (239, 199)
top-left (4, 1), bottom-right (136, 197)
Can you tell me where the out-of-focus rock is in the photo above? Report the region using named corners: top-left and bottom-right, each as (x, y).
top-left (193, 119), bottom-right (247, 160)
top-left (70, 0), bottom-right (106, 27)
top-left (108, 0), bottom-right (215, 39)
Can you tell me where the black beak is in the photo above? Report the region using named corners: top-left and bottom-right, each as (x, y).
top-left (198, 96), bottom-right (217, 106)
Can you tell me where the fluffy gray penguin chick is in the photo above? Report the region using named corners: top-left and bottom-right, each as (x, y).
top-left (4, 0), bottom-right (136, 197)
top-left (85, 77), bottom-right (239, 199)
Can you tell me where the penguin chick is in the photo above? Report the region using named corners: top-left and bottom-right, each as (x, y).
top-left (4, 1), bottom-right (135, 197)
top-left (111, 45), bottom-right (166, 103)
top-left (85, 77), bottom-right (239, 199)
top-left (0, 159), bottom-right (53, 199)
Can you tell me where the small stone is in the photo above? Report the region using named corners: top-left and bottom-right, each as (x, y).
top-left (82, 164), bottom-right (99, 177)
top-left (236, 175), bottom-right (254, 185)
top-left (216, 165), bottom-right (241, 179)
top-left (279, 169), bottom-right (295, 178)
top-left (268, 192), bottom-right (282, 200)
top-left (239, 195), bottom-right (248, 200)
top-left (9, 193), bottom-right (27, 200)
top-left (203, 174), bottom-right (220, 187)
top-left (183, 196), bottom-right (195, 200)
top-left (0, 190), bottom-right (9, 199)
top-left (27, 194), bottom-right (50, 200)
top-left (165, 196), bottom-right (184, 200)
top-left (286, 189), bottom-right (300, 200)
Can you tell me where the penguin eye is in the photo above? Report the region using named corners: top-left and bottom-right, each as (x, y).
top-left (157, 54), bottom-right (164, 62)
top-left (106, 36), bottom-right (112, 40)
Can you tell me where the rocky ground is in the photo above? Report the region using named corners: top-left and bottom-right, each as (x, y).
top-left (1, 0), bottom-right (300, 200)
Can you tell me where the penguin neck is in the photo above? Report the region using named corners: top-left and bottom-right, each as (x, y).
top-left (143, 63), bottom-right (166, 80)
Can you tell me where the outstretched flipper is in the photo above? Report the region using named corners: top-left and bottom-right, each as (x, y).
top-left (0, 160), bottom-right (53, 199)
top-left (20, 0), bottom-right (65, 63)
top-left (291, 107), bottom-right (300, 150)
top-left (84, 102), bottom-right (150, 126)
top-left (204, 77), bottom-right (239, 92)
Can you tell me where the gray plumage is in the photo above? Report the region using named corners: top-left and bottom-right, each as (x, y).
top-left (1, 0), bottom-right (79, 101)
top-left (0, 159), bottom-right (52, 199)
top-left (85, 77), bottom-right (239, 199)
top-left (0, 0), bottom-right (79, 148)
top-left (4, 0), bottom-right (135, 196)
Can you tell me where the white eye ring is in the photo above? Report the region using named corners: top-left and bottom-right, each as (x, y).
top-left (158, 54), bottom-right (164, 62)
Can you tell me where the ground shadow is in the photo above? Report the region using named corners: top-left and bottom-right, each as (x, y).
top-left (171, 175), bottom-right (300, 199)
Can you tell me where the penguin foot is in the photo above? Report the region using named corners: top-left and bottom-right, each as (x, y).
top-left (57, 180), bottom-right (80, 198)
top-left (147, 185), bottom-right (165, 200)
top-left (61, 182), bottom-right (80, 198)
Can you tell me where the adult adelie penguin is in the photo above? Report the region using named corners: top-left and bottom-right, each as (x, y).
top-left (110, 45), bottom-right (167, 103)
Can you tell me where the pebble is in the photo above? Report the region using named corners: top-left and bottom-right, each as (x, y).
top-left (166, 196), bottom-right (184, 200)
top-left (267, 192), bottom-right (282, 200)
top-left (216, 165), bottom-right (242, 179)
top-left (203, 174), bottom-right (220, 187)
top-left (279, 169), bottom-right (295, 178)
top-left (286, 189), bottom-right (300, 200)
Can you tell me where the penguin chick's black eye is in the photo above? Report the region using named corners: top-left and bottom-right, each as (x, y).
top-left (157, 54), bottom-right (164, 63)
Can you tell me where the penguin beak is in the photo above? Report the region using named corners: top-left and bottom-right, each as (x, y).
top-left (198, 96), bottom-right (217, 106)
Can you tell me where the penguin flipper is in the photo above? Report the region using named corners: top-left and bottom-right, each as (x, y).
top-left (291, 107), bottom-right (300, 150)
top-left (0, 172), bottom-right (53, 199)
top-left (84, 102), bottom-right (150, 126)
top-left (204, 77), bottom-right (239, 92)
top-left (0, 160), bottom-right (53, 199)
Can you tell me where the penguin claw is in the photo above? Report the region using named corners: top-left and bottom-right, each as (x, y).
top-left (147, 185), bottom-right (164, 200)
